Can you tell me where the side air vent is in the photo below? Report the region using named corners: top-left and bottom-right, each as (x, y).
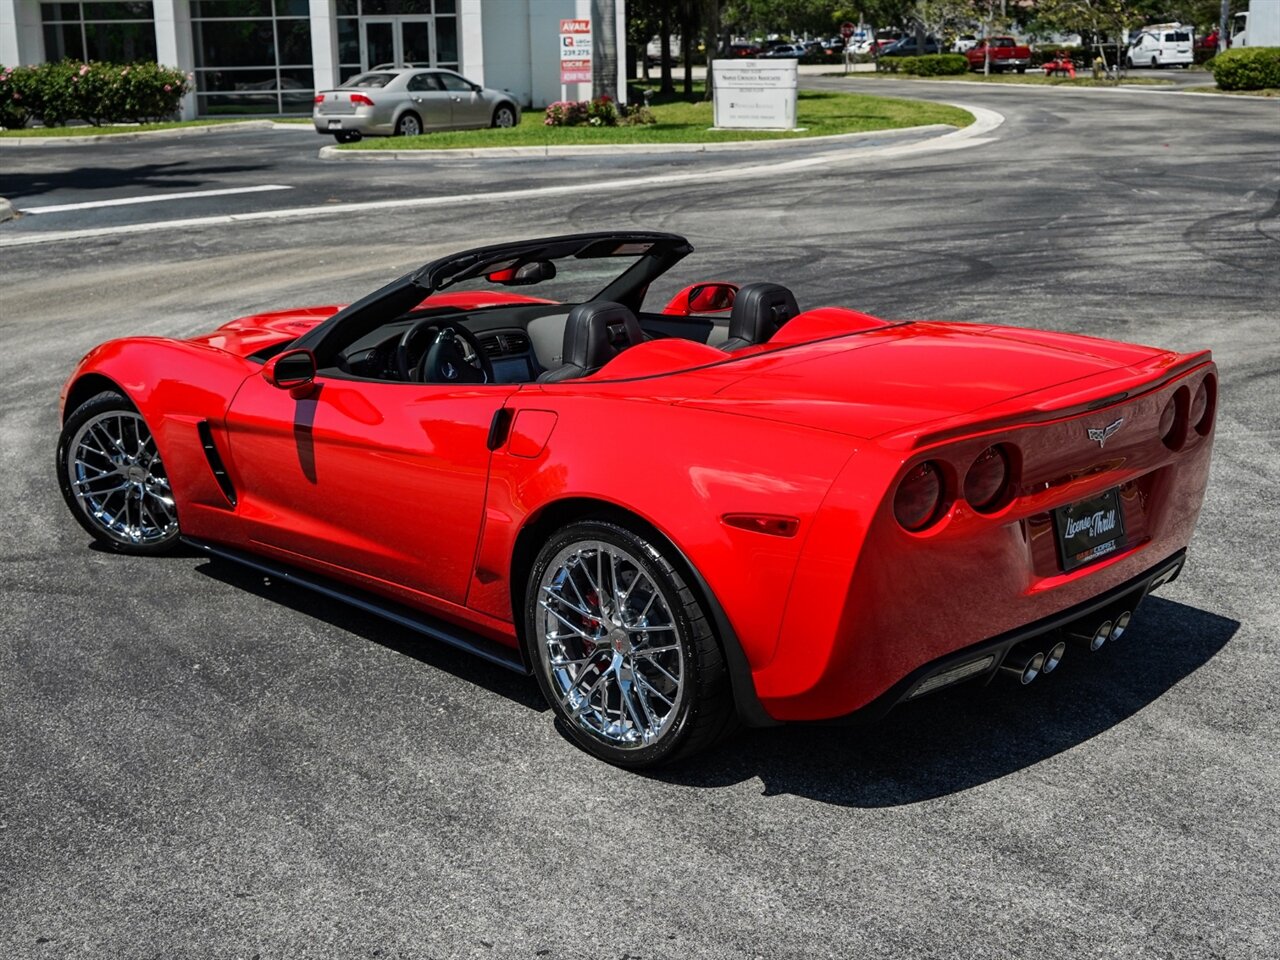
top-left (477, 333), bottom-right (532, 357)
top-left (196, 420), bottom-right (237, 507)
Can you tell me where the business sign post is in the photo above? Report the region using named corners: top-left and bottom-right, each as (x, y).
top-left (712, 59), bottom-right (798, 130)
top-left (559, 18), bottom-right (592, 99)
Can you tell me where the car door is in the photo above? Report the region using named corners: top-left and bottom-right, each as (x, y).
top-left (223, 373), bottom-right (518, 607)
top-left (405, 71), bottom-right (452, 130)
top-left (437, 72), bottom-right (490, 128)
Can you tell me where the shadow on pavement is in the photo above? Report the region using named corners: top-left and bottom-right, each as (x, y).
top-left (193, 558), bottom-right (548, 714)
top-left (654, 596), bottom-right (1238, 806)
top-left (2, 161), bottom-right (274, 201)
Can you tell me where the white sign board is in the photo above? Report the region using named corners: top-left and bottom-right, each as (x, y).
top-left (712, 59), bottom-right (798, 130)
top-left (560, 18), bottom-right (592, 84)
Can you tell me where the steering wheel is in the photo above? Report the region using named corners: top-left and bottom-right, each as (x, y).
top-left (395, 319), bottom-right (494, 384)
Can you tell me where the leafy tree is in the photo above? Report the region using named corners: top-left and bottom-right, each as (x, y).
top-left (1036, 0), bottom-right (1144, 78)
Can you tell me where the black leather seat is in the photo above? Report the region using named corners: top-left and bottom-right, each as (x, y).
top-left (720, 283), bottom-right (800, 351)
top-left (537, 301), bottom-right (644, 383)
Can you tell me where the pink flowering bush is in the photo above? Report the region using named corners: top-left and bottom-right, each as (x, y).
top-left (543, 95), bottom-right (618, 128)
top-left (0, 60), bottom-right (189, 128)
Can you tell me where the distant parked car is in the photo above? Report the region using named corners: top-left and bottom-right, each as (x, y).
top-left (880, 36), bottom-right (942, 57)
top-left (952, 34), bottom-right (978, 53)
top-left (727, 41), bottom-right (761, 57)
top-left (313, 68), bottom-right (520, 142)
top-left (760, 44), bottom-right (805, 58)
top-left (965, 36), bottom-right (1032, 73)
top-left (1127, 26), bottom-right (1194, 68)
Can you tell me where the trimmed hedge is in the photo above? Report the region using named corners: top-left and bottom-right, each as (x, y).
top-left (1208, 47), bottom-right (1280, 90)
top-left (881, 54), bottom-right (969, 76)
top-left (0, 60), bottom-right (189, 129)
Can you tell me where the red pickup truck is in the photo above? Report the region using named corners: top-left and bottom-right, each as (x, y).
top-left (966, 36), bottom-right (1032, 73)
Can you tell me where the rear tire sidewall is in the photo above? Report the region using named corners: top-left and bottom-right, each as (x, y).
top-left (525, 520), bottom-right (702, 768)
top-left (56, 390), bottom-right (179, 556)
top-left (396, 112), bottom-right (421, 137)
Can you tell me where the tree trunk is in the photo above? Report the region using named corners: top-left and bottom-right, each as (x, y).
top-left (660, 0), bottom-right (674, 95)
top-left (702, 0), bottom-right (720, 101)
top-left (681, 0), bottom-right (694, 99)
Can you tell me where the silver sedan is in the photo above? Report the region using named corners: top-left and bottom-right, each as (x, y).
top-left (313, 68), bottom-right (521, 142)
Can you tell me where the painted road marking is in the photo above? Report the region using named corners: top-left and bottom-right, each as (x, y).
top-left (0, 106), bottom-right (1002, 247)
top-left (19, 184), bottom-right (293, 215)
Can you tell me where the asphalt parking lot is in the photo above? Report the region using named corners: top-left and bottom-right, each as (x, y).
top-left (2, 80), bottom-right (1278, 959)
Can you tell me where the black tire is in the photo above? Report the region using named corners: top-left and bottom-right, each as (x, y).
top-left (56, 390), bottom-right (180, 555)
top-left (1152, 56), bottom-right (1160, 69)
top-left (333, 131), bottom-right (361, 144)
top-left (1126, 56), bottom-right (1135, 69)
top-left (491, 103), bottom-right (517, 128)
top-left (394, 111), bottom-right (422, 137)
top-left (525, 520), bottom-right (737, 768)
top-left (1016, 66), bottom-right (1026, 74)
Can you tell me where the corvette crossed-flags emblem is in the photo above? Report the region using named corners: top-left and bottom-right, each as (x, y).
top-left (1087, 418), bottom-right (1125, 448)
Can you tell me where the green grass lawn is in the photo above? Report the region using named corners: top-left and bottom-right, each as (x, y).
top-left (338, 90), bottom-right (972, 151)
top-left (1183, 85), bottom-right (1280, 96)
top-left (845, 71), bottom-right (1173, 87)
top-left (0, 118), bottom-right (263, 137)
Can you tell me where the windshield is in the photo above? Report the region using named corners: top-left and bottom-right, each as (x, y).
top-left (439, 253), bottom-right (648, 306)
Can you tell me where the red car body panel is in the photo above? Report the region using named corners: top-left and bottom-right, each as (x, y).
top-left (60, 246), bottom-right (1215, 726)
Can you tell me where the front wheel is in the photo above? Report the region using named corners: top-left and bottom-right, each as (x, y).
top-left (492, 104), bottom-right (517, 128)
top-left (526, 521), bottom-right (736, 767)
top-left (1152, 56), bottom-right (1160, 68)
top-left (56, 391), bottom-right (179, 554)
top-left (395, 111), bottom-right (422, 137)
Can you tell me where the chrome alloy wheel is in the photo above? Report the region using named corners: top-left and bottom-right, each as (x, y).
top-left (66, 410), bottom-right (177, 546)
top-left (536, 540), bottom-right (686, 749)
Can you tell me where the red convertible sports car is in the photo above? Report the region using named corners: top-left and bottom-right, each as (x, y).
top-left (56, 232), bottom-right (1216, 767)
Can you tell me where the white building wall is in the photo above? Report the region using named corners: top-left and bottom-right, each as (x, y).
top-left (308, 0), bottom-right (339, 93)
top-left (1, 0), bottom-right (44, 66)
top-left (152, 0), bottom-right (195, 119)
top-left (483, 0), bottom-right (605, 110)
top-left (458, 0), bottom-right (484, 86)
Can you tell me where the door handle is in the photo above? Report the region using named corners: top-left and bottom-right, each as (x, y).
top-left (412, 96), bottom-right (423, 102)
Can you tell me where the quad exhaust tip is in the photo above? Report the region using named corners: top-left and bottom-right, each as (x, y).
top-left (1041, 640), bottom-right (1067, 674)
top-left (1110, 611), bottom-right (1132, 642)
top-left (1070, 619), bottom-right (1112, 652)
top-left (1000, 648), bottom-right (1046, 685)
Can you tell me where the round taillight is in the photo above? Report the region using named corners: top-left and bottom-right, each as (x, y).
top-left (964, 445), bottom-right (1010, 511)
top-left (1191, 375), bottom-right (1215, 436)
top-left (894, 461), bottom-right (944, 531)
top-left (1159, 388), bottom-right (1187, 450)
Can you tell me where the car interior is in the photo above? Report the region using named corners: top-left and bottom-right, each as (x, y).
top-left (280, 233), bottom-right (805, 386)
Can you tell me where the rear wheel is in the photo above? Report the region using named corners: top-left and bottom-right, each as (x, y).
top-left (56, 391), bottom-right (179, 555)
top-left (492, 103), bottom-right (517, 128)
top-left (333, 131), bottom-right (361, 144)
top-left (526, 520), bottom-right (736, 768)
top-left (395, 111), bottom-right (422, 137)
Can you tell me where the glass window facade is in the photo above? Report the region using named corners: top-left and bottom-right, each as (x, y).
top-left (336, 0), bottom-right (458, 82)
top-left (41, 2), bottom-right (157, 63)
top-left (191, 0), bottom-right (314, 115)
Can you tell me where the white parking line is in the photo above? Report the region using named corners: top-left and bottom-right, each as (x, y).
top-left (0, 105), bottom-right (1003, 247)
top-left (19, 184), bottom-right (293, 215)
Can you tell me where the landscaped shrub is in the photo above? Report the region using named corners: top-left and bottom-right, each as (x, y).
top-left (0, 59), bottom-right (189, 128)
top-left (893, 54), bottom-right (969, 76)
top-left (1208, 47), bottom-right (1280, 90)
top-left (620, 103), bottom-right (656, 125)
top-left (544, 95), bottom-right (619, 127)
top-left (0, 65), bottom-right (33, 129)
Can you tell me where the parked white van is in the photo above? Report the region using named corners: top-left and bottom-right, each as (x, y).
top-left (1126, 24), bottom-right (1194, 68)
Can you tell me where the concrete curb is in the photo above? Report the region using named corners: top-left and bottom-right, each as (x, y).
top-left (316, 122), bottom-right (959, 162)
top-left (0, 198), bottom-right (15, 222)
top-left (825, 74), bottom-right (1270, 99)
top-left (0, 119), bottom-right (309, 147)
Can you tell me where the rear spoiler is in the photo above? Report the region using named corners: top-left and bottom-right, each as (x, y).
top-left (884, 350), bottom-right (1214, 450)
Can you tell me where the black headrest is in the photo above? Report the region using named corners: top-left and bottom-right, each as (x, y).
top-left (727, 283), bottom-right (799, 348)
top-left (539, 301), bottom-right (642, 382)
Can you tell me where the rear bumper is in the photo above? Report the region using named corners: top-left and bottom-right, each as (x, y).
top-left (824, 548), bottom-right (1186, 725)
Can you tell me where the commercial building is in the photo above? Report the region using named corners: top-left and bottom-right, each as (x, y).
top-left (0, 0), bottom-right (626, 118)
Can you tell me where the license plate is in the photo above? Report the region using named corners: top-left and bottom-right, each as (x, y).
top-left (327, 119), bottom-right (342, 130)
top-left (1054, 488), bottom-right (1125, 571)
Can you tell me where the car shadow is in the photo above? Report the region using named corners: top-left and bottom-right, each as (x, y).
top-left (192, 558), bottom-right (548, 714)
top-left (651, 596), bottom-right (1238, 807)
top-left (1, 162), bottom-right (275, 201)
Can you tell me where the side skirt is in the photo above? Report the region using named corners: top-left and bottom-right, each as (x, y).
top-left (184, 537), bottom-right (530, 675)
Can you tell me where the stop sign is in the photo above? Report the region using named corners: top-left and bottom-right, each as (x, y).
top-left (840, 21), bottom-right (855, 39)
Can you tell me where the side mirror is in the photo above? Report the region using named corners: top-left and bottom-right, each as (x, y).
top-left (487, 260), bottom-right (557, 285)
top-left (263, 348), bottom-right (317, 395)
top-left (471, 82), bottom-right (483, 93)
top-left (660, 282), bottom-right (738, 316)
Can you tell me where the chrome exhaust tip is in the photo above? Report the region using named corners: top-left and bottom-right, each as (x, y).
top-left (1000, 649), bottom-right (1046, 685)
top-left (1070, 620), bottom-right (1112, 652)
top-left (1041, 640), bottom-right (1067, 674)
top-left (1109, 611), bottom-right (1132, 642)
